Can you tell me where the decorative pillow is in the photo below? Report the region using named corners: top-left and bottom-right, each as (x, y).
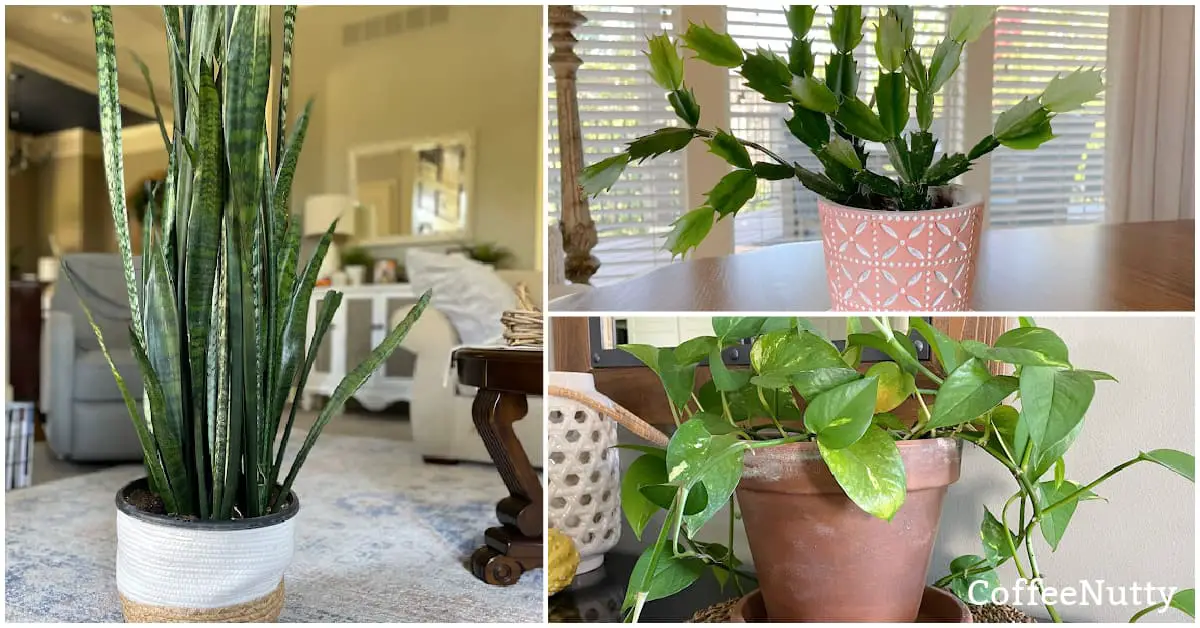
top-left (405, 248), bottom-right (517, 346)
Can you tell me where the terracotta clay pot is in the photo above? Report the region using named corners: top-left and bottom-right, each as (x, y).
top-left (736, 438), bottom-right (962, 622)
top-left (818, 187), bottom-right (984, 311)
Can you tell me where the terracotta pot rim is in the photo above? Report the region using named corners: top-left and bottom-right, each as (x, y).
top-left (115, 476), bottom-right (300, 530)
top-left (740, 436), bottom-right (963, 494)
top-left (745, 435), bottom-right (959, 452)
top-left (818, 184), bottom-right (983, 215)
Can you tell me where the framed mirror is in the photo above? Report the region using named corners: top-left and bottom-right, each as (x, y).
top-left (348, 131), bottom-right (473, 245)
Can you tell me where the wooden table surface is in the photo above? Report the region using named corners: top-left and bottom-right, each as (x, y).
top-left (551, 220), bottom-right (1195, 312)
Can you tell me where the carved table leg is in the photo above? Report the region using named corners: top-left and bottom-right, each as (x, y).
top-left (469, 388), bottom-right (544, 586)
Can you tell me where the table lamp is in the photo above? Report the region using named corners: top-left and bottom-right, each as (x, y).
top-left (303, 194), bottom-right (357, 280)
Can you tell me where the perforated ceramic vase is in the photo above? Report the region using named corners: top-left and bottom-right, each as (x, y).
top-left (818, 186), bottom-right (984, 311)
top-left (114, 477), bottom-right (299, 622)
top-left (547, 371), bottom-right (620, 573)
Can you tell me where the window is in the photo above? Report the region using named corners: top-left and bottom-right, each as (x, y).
top-left (546, 5), bottom-right (685, 285)
top-left (989, 6), bottom-right (1108, 226)
top-left (727, 6), bottom-right (965, 250)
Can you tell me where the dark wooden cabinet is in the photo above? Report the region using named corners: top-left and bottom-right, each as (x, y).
top-left (8, 281), bottom-right (44, 439)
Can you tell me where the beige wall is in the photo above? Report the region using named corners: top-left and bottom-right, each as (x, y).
top-left (290, 5), bottom-right (543, 269)
top-left (4, 125), bottom-right (167, 265)
top-left (598, 316), bottom-right (1194, 623)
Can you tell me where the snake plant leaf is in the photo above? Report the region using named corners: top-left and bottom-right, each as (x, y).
top-left (90, 7), bottom-right (143, 344)
top-left (141, 243), bottom-right (193, 513)
top-left (272, 99), bottom-right (313, 227)
top-left (184, 58), bottom-right (224, 439)
top-left (270, 291), bottom-right (342, 493)
top-left (224, 6), bottom-right (271, 221)
top-left (206, 234), bottom-right (236, 519)
top-left (130, 52), bottom-right (171, 151)
top-left (62, 263), bottom-right (175, 513)
top-left (273, 219), bottom-right (340, 426)
top-left (276, 291), bottom-right (433, 504)
top-left (276, 6), bottom-right (298, 161)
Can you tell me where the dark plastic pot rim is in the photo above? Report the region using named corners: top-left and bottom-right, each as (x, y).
top-left (114, 476), bottom-right (300, 531)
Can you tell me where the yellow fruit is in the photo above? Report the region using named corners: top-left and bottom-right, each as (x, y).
top-left (867, 362), bottom-right (915, 413)
top-left (547, 528), bottom-right (580, 596)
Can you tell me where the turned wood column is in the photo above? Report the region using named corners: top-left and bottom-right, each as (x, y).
top-left (548, 5), bottom-right (599, 284)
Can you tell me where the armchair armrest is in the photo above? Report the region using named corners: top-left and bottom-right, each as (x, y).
top-left (41, 311), bottom-right (76, 451)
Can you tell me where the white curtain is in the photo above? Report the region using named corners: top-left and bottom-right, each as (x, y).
top-left (1105, 5), bottom-right (1195, 222)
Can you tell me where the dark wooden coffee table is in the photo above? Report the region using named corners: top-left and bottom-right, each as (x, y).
top-left (455, 347), bottom-right (543, 586)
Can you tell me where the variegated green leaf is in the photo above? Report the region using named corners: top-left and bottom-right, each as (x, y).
top-left (269, 291), bottom-right (342, 496)
top-left (61, 261), bottom-right (174, 512)
top-left (90, 6), bottom-right (143, 344)
top-left (276, 6), bottom-right (297, 164)
top-left (142, 243), bottom-right (193, 514)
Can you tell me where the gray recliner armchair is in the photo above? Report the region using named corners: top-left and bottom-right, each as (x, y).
top-left (40, 253), bottom-right (144, 461)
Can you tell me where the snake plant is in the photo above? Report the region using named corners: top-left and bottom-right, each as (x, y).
top-left (75, 6), bottom-right (429, 520)
top-left (580, 6), bottom-right (1105, 257)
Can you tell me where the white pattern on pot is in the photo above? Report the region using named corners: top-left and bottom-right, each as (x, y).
top-left (547, 371), bottom-right (620, 574)
top-left (115, 510), bottom-right (295, 608)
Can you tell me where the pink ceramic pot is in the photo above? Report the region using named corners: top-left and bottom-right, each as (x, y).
top-left (818, 189), bottom-right (984, 311)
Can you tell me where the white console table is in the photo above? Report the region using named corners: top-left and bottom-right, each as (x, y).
top-left (301, 284), bottom-right (422, 412)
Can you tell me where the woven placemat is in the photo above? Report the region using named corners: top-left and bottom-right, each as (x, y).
top-left (686, 598), bottom-right (1035, 623)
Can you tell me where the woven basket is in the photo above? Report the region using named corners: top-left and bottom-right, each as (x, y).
top-left (121, 582), bottom-right (284, 622)
top-left (502, 283), bottom-right (543, 347)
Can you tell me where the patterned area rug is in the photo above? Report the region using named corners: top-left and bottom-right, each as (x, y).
top-left (5, 433), bottom-right (543, 622)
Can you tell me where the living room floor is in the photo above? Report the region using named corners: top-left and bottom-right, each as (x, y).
top-left (30, 406), bottom-right (412, 486)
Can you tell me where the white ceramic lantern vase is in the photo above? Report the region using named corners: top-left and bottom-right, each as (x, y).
top-left (547, 371), bottom-right (621, 574)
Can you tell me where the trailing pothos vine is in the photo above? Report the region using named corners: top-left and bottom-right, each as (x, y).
top-left (617, 317), bottom-right (1194, 622)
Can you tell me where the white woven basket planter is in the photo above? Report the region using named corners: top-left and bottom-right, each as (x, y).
top-left (114, 478), bottom-right (299, 623)
top-left (547, 371), bottom-right (620, 574)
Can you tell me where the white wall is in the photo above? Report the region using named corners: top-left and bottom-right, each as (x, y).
top-left (598, 316), bottom-right (1194, 623)
top-left (290, 5), bottom-right (543, 270)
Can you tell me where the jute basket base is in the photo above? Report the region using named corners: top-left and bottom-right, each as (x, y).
top-left (120, 580), bottom-right (284, 623)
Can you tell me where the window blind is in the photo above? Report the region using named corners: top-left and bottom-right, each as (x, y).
top-left (546, 5), bottom-right (684, 285)
top-left (989, 6), bottom-right (1108, 226)
top-left (726, 6), bottom-right (966, 250)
